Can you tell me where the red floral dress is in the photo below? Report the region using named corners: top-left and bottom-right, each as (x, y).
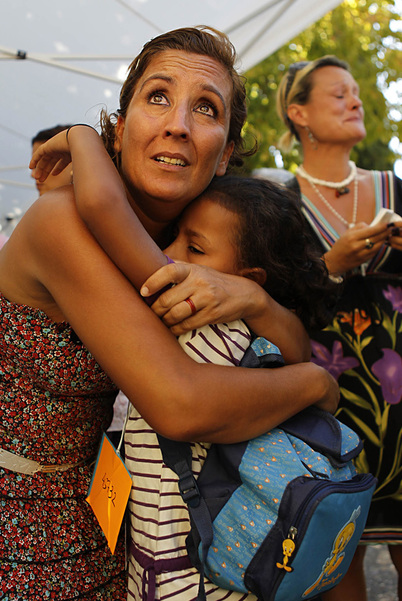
top-left (0, 293), bottom-right (127, 599)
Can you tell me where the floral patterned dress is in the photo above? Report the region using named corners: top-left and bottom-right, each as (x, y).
top-left (298, 171), bottom-right (402, 544)
top-left (0, 293), bottom-right (127, 599)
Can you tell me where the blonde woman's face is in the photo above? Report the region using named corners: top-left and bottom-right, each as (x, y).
top-left (300, 66), bottom-right (366, 145)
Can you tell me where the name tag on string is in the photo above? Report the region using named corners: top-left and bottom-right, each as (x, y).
top-left (86, 433), bottom-right (132, 554)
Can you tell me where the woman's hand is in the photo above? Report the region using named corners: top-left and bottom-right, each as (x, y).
top-left (313, 368), bottom-right (340, 414)
top-left (141, 261), bottom-right (311, 364)
top-left (141, 262), bottom-right (265, 335)
top-left (387, 221), bottom-right (402, 252)
top-left (324, 221), bottom-right (391, 275)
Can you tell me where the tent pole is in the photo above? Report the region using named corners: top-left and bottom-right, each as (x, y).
top-left (0, 45), bottom-right (122, 84)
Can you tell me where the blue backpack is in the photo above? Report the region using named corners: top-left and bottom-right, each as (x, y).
top-left (158, 337), bottom-right (376, 601)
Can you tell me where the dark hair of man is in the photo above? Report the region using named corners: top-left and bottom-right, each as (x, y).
top-left (32, 124), bottom-right (73, 146)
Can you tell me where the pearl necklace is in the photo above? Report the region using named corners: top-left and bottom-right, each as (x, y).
top-left (296, 161), bottom-right (357, 196)
top-left (309, 177), bottom-right (358, 228)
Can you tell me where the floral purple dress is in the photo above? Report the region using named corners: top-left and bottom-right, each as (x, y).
top-left (0, 293), bottom-right (127, 599)
top-left (297, 171), bottom-right (402, 544)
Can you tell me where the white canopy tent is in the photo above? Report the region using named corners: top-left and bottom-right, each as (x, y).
top-left (0, 0), bottom-right (342, 224)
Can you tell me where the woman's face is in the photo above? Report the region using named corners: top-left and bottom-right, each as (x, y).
top-left (295, 66), bottom-right (366, 146)
top-left (164, 197), bottom-right (240, 275)
top-left (115, 50), bottom-right (234, 223)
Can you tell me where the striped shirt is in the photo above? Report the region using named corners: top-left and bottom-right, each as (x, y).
top-left (125, 320), bottom-right (258, 601)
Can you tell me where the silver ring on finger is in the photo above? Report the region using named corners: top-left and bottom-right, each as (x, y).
top-left (365, 238), bottom-right (374, 250)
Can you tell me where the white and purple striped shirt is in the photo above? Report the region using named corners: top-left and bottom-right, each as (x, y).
top-left (125, 320), bottom-right (258, 601)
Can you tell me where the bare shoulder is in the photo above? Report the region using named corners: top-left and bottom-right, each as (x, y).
top-left (20, 186), bottom-right (112, 265)
top-left (0, 186), bottom-right (115, 318)
top-left (356, 166), bottom-right (377, 182)
top-left (23, 186), bottom-right (87, 240)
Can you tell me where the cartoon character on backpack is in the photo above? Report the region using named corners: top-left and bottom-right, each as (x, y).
top-left (303, 507), bottom-right (360, 597)
top-left (276, 538), bottom-right (296, 572)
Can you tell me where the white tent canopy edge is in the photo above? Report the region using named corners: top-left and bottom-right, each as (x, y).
top-left (0, 0), bottom-right (342, 223)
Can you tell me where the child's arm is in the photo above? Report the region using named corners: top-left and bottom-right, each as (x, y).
top-left (30, 125), bottom-right (168, 291)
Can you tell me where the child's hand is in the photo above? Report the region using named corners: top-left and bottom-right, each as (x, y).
top-left (29, 130), bottom-right (72, 182)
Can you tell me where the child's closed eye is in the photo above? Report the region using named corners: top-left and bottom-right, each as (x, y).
top-left (188, 245), bottom-right (205, 255)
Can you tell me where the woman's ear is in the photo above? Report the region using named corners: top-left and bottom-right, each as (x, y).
top-left (238, 267), bottom-right (267, 287)
top-left (287, 103), bottom-right (308, 128)
top-left (114, 115), bottom-right (125, 153)
top-left (216, 141), bottom-right (234, 177)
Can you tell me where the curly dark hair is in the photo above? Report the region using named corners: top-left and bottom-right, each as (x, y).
top-left (198, 175), bottom-right (340, 330)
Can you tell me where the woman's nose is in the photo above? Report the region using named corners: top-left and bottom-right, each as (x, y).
top-left (163, 105), bottom-right (191, 139)
top-left (351, 94), bottom-right (363, 110)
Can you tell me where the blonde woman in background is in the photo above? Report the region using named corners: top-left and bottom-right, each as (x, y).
top-left (277, 55), bottom-right (402, 600)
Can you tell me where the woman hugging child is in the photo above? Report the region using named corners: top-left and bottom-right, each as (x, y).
top-left (30, 124), bottom-right (338, 600)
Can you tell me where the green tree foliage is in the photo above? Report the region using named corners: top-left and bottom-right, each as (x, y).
top-left (241, 0), bottom-right (402, 174)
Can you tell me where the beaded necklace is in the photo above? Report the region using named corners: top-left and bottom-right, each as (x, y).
top-left (296, 161), bottom-right (357, 197)
top-left (309, 178), bottom-right (358, 228)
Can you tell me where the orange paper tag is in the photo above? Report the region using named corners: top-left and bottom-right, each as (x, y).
top-left (86, 433), bottom-right (132, 554)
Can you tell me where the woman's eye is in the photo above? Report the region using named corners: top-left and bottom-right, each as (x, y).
top-left (149, 92), bottom-right (168, 105)
top-left (195, 103), bottom-right (217, 117)
top-left (188, 245), bottom-right (204, 255)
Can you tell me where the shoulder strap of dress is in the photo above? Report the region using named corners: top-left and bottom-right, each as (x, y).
top-left (367, 171), bottom-right (394, 273)
top-left (286, 174), bottom-right (338, 251)
top-left (372, 170), bottom-right (394, 211)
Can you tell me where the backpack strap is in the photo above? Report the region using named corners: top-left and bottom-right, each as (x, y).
top-left (157, 434), bottom-right (213, 601)
top-left (130, 538), bottom-right (193, 601)
top-left (240, 336), bottom-right (284, 369)
top-left (281, 406), bottom-right (363, 465)
top-left (157, 336), bottom-right (283, 600)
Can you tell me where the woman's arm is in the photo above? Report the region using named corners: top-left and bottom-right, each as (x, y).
top-left (7, 191), bottom-right (338, 443)
top-left (141, 262), bottom-right (311, 362)
top-left (30, 125), bottom-right (311, 363)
